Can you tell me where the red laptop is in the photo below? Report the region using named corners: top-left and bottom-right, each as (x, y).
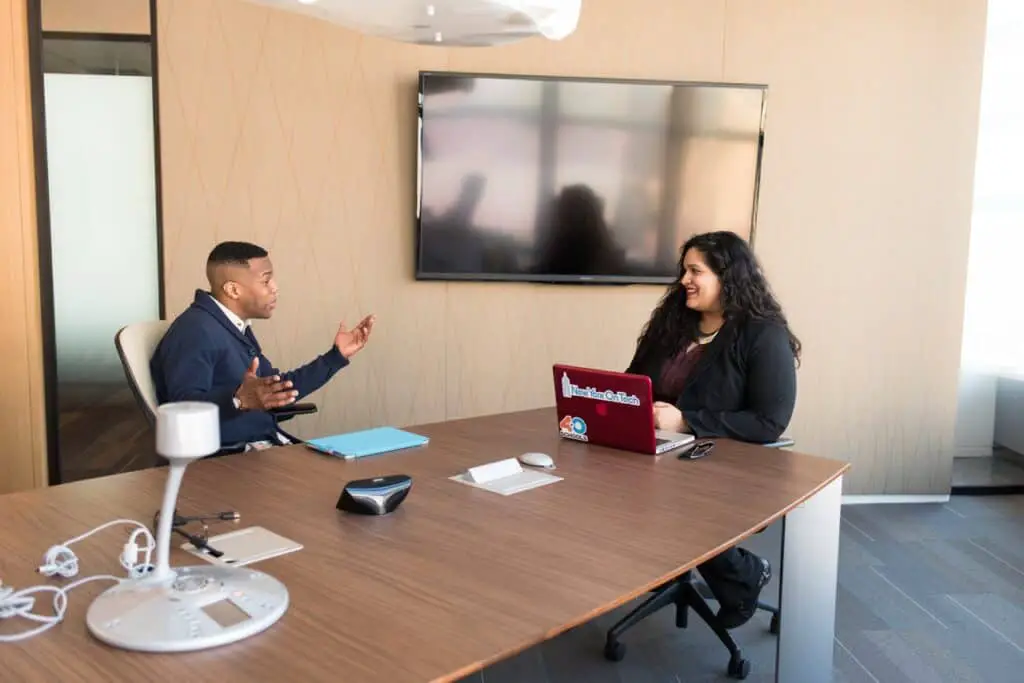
top-left (552, 364), bottom-right (695, 455)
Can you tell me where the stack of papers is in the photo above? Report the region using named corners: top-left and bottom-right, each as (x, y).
top-left (306, 427), bottom-right (429, 460)
top-left (450, 458), bottom-right (562, 496)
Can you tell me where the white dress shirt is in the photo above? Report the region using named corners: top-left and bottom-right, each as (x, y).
top-left (209, 295), bottom-right (250, 334)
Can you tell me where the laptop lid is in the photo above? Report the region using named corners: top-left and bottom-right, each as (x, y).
top-left (553, 364), bottom-right (661, 454)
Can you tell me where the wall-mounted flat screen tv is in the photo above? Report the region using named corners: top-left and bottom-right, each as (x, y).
top-left (415, 71), bottom-right (767, 284)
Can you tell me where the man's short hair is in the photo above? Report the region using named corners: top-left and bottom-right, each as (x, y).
top-left (207, 241), bottom-right (268, 266)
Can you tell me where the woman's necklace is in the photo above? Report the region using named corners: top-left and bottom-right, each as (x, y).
top-left (697, 323), bottom-right (722, 344)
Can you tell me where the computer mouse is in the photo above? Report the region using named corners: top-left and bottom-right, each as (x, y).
top-left (518, 452), bottom-right (555, 469)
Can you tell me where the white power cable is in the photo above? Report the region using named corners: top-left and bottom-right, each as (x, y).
top-left (0, 519), bottom-right (156, 643)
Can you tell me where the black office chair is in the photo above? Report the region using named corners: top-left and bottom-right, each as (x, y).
top-left (114, 322), bottom-right (318, 455)
top-left (603, 436), bottom-right (794, 680)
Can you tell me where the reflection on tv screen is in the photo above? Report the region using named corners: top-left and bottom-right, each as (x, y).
top-left (416, 73), bottom-right (765, 284)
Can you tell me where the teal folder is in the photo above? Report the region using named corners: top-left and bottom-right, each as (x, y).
top-left (305, 427), bottom-right (429, 460)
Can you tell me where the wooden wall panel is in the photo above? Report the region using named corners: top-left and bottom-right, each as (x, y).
top-left (723, 0), bottom-right (987, 494)
top-left (0, 0), bottom-right (48, 492)
top-left (156, 0), bottom-right (987, 494)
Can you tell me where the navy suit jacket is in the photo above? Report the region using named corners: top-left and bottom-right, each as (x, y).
top-left (151, 290), bottom-right (349, 446)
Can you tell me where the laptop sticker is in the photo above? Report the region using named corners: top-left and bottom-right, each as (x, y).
top-left (559, 415), bottom-right (588, 442)
top-left (560, 372), bottom-right (641, 407)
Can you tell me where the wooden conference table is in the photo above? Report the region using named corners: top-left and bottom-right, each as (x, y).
top-left (0, 408), bottom-right (848, 683)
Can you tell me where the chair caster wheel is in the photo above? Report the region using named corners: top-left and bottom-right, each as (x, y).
top-left (770, 613), bottom-right (780, 635)
top-left (603, 638), bottom-right (626, 662)
top-left (727, 654), bottom-right (751, 679)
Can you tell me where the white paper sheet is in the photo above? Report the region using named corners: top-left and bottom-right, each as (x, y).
top-left (181, 526), bottom-right (303, 567)
top-left (450, 469), bottom-right (562, 496)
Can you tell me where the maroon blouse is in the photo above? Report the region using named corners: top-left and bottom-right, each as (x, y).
top-left (659, 343), bottom-right (704, 401)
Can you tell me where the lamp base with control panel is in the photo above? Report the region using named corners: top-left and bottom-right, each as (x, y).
top-left (85, 565), bottom-right (288, 652)
top-left (86, 402), bottom-right (289, 652)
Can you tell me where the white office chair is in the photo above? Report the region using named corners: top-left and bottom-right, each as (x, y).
top-left (115, 320), bottom-right (173, 426)
top-left (114, 320), bottom-right (318, 449)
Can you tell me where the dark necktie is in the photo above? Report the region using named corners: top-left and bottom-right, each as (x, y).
top-left (243, 326), bottom-right (261, 353)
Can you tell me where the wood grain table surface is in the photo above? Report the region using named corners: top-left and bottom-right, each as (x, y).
top-left (0, 408), bottom-right (848, 682)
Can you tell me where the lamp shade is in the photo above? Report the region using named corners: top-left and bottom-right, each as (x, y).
top-left (155, 402), bottom-right (220, 460)
top-left (246, 0), bottom-right (581, 46)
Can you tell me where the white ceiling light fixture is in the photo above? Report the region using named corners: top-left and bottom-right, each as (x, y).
top-left (247, 0), bottom-right (581, 46)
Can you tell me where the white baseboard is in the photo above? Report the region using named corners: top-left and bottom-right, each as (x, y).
top-left (842, 494), bottom-right (950, 505)
top-left (954, 447), bottom-right (994, 458)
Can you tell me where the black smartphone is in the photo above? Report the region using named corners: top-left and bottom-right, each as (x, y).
top-left (679, 440), bottom-right (715, 460)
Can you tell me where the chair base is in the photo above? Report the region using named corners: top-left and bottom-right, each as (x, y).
top-left (603, 572), bottom-right (778, 680)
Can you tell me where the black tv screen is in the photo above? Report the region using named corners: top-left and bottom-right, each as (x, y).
top-left (415, 72), bottom-right (767, 284)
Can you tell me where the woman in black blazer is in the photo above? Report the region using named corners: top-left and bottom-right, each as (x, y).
top-left (627, 230), bottom-right (800, 629)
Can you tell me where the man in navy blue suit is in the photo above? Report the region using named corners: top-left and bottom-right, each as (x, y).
top-left (151, 241), bottom-right (375, 450)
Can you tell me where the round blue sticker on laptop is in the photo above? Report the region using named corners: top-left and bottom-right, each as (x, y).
top-left (571, 417), bottom-right (587, 435)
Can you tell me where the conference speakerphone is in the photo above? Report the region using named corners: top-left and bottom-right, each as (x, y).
top-left (336, 475), bottom-right (413, 515)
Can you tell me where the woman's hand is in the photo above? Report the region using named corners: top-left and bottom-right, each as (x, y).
top-left (654, 401), bottom-right (687, 433)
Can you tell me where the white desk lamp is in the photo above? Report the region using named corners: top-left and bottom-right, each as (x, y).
top-left (85, 402), bottom-right (289, 652)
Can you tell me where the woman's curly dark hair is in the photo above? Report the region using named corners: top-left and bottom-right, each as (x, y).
top-left (635, 231), bottom-right (801, 363)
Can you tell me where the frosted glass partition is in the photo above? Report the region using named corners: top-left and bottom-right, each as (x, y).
top-left (43, 73), bottom-right (160, 385)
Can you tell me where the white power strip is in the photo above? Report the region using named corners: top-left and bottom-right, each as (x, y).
top-left (0, 519), bottom-right (156, 643)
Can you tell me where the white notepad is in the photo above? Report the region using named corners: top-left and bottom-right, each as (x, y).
top-left (181, 526), bottom-right (303, 567)
top-left (450, 458), bottom-right (562, 495)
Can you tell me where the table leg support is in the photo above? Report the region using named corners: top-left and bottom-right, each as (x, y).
top-left (776, 475), bottom-right (843, 683)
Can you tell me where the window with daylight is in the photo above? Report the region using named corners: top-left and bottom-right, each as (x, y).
top-left (961, 0), bottom-right (1024, 375)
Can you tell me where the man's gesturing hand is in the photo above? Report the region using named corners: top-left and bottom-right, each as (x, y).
top-left (235, 358), bottom-right (298, 411)
top-left (335, 314), bottom-right (376, 358)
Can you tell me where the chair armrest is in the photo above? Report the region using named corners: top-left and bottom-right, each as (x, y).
top-left (270, 402), bottom-right (318, 422)
top-left (213, 442), bottom-right (248, 457)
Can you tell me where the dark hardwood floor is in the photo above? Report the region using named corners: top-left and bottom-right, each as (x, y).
top-left (57, 382), bottom-right (158, 483)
